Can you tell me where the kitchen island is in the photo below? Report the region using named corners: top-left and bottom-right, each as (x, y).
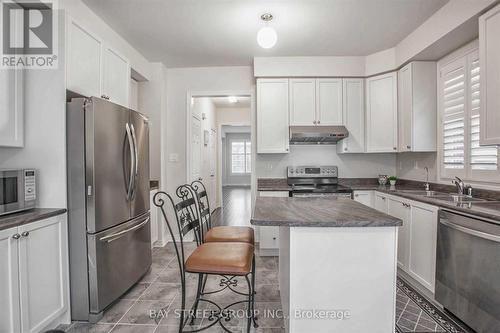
top-left (251, 196), bottom-right (402, 333)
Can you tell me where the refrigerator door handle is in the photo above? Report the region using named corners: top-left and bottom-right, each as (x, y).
top-left (99, 217), bottom-right (150, 243)
top-left (125, 123), bottom-right (135, 200)
top-left (130, 124), bottom-right (139, 199)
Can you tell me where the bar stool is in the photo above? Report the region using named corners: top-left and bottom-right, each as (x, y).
top-left (190, 180), bottom-right (258, 328)
top-left (153, 185), bottom-right (257, 333)
top-left (189, 180), bottom-right (254, 245)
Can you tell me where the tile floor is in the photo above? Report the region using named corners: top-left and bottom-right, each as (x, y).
top-left (62, 242), bottom-right (284, 333)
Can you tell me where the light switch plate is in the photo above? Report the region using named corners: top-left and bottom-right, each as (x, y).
top-left (169, 153), bottom-right (179, 162)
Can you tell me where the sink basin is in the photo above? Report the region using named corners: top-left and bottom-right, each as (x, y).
top-left (433, 195), bottom-right (486, 203)
top-left (398, 190), bottom-right (446, 197)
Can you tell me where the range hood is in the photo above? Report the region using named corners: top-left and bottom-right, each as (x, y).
top-left (289, 126), bottom-right (349, 145)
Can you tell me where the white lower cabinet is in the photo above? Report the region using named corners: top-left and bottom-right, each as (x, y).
top-left (258, 191), bottom-right (288, 255)
top-left (0, 214), bottom-right (69, 333)
top-left (387, 197), bottom-right (411, 270)
top-left (0, 227), bottom-right (21, 333)
top-left (353, 191), bottom-right (373, 208)
top-left (374, 192), bottom-right (438, 292)
top-left (374, 192), bottom-right (389, 213)
top-left (408, 203), bottom-right (438, 291)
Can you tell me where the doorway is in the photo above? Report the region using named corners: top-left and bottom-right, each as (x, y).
top-left (187, 93), bottom-right (253, 223)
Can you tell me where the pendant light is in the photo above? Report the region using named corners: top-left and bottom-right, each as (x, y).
top-left (257, 13), bottom-right (277, 49)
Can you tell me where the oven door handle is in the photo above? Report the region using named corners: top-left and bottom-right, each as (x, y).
top-left (440, 218), bottom-right (500, 243)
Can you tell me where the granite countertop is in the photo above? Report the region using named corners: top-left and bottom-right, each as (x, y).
top-left (0, 208), bottom-right (67, 231)
top-left (251, 196), bottom-right (402, 227)
top-left (366, 186), bottom-right (500, 223)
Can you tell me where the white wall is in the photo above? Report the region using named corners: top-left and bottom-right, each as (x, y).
top-left (138, 63), bottom-right (168, 183)
top-left (256, 146), bottom-right (397, 179)
top-left (0, 12), bottom-right (66, 208)
top-left (216, 107), bottom-right (252, 125)
top-left (164, 66), bottom-right (254, 194)
top-left (396, 153), bottom-right (437, 182)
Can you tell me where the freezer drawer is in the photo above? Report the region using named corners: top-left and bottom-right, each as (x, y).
top-left (436, 210), bottom-right (500, 333)
top-left (87, 213), bottom-right (152, 314)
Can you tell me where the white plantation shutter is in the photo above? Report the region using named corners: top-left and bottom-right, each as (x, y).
top-left (469, 57), bottom-right (498, 171)
top-left (439, 47), bottom-right (500, 182)
top-left (441, 59), bottom-right (466, 172)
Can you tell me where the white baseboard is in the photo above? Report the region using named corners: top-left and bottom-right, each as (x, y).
top-left (222, 184), bottom-right (251, 187)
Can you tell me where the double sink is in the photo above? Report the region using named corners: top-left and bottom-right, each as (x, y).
top-left (397, 190), bottom-right (486, 204)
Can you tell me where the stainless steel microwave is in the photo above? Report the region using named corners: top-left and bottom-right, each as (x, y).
top-left (0, 169), bottom-right (36, 216)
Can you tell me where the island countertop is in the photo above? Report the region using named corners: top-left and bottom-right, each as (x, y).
top-left (251, 197), bottom-right (402, 227)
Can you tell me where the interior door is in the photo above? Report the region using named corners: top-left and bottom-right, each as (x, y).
top-left (191, 116), bottom-right (202, 182)
top-left (129, 110), bottom-right (150, 218)
top-left (86, 98), bottom-right (131, 233)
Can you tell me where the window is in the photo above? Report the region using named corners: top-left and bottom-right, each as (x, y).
top-left (439, 47), bottom-right (500, 182)
top-left (231, 140), bottom-right (251, 174)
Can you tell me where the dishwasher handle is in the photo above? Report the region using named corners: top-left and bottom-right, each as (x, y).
top-left (440, 218), bottom-right (500, 243)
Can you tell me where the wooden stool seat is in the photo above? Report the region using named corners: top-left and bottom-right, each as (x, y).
top-left (186, 242), bottom-right (254, 276)
top-left (205, 226), bottom-right (255, 244)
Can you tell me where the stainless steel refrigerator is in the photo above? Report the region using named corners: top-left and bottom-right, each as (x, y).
top-left (67, 97), bottom-right (152, 322)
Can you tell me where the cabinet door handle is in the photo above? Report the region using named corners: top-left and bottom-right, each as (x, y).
top-left (344, 147), bottom-right (348, 151)
top-left (12, 233), bottom-right (21, 240)
top-left (406, 145), bottom-right (411, 149)
top-left (393, 147), bottom-right (397, 150)
top-left (21, 231), bottom-right (29, 237)
top-left (272, 237), bottom-right (277, 240)
top-left (313, 120), bottom-right (317, 125)
top-left (317, 120), bottom-right (321, 124)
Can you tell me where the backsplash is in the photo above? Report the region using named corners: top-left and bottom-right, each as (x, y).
top-left (255, 145), bottom-right (397, 178)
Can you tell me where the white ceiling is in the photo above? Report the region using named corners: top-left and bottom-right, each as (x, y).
top-left (83, 0), bottom-right (449, 68)
top-left (211, 96), bottom-right (251, 108)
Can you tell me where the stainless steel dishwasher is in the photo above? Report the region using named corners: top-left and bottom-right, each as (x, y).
top-left (436, 210), bottom-right (500, 333)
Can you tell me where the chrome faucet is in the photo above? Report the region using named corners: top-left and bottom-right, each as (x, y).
top-left (453, 176), bottom-right (465, 195)
top-left (423, 167), bottom-right (430, 191)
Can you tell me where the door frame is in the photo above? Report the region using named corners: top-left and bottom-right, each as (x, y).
top-left (186, 90), bottom-right (255, 210)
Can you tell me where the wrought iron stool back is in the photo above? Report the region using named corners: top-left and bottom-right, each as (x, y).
top-left (190, 180), bottom-right (212, 236)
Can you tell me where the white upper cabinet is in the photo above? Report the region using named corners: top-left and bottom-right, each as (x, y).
top-left (337, 78), bottom-right (365, 153)
top-left (67, 17), bottom-right (102, 98)
top-left (366, 72), bottom-right (398, 152)
top-left (66, 15), bottom-right (130, 107)
top-left (289, 79), bottom-right (316, 126)
top-left (289, 78), bottom-right (343, 126)
top-left (0, 70), bottom-right (23, 147)
top-left (257, 79), bottom-right (290, 153)
top-left (479, 4), bottom-right (500, 145)
top-left (102, 46), bottom-right (130, 107)
top-left (398, 62), bottom-right (437, 152)
top-left (316, 79), bottom-right (343, 125)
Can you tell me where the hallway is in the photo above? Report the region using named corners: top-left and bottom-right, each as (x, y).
top-left (213, 186), bottom-right (251, 227)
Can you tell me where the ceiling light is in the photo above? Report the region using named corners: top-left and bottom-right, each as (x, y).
top-left (228, 96), bottom-right (238, 103)
top-left (257, 13), bottom-right (277, 49)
